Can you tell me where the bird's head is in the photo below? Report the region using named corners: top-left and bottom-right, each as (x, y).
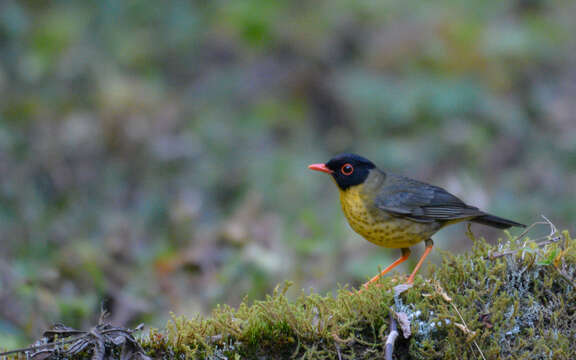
top-left (308, 153), bottom-right (376, 191)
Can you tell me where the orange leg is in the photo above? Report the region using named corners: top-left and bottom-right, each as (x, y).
top-left (406, 239), bottom-right (434, 284)
top-left (362, 248), bottom-right (411, 289)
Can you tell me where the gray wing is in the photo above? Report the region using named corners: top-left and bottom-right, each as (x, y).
top-left (375, 176), bottom-right (485, 223)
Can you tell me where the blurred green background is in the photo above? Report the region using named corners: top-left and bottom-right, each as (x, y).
top-left (1, 0), bottom-right (575, 347)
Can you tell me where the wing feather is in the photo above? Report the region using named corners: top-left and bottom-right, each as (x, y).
top-left (375, 175), bottom-right (484, 222)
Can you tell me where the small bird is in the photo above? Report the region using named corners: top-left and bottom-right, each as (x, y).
top-left (309, 153), bottom-right (525, 287)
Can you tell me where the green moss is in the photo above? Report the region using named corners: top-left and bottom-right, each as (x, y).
top-left (140, 230), bottom-right (576, 359)
top-left (144, 281), bottom-right (396, 358)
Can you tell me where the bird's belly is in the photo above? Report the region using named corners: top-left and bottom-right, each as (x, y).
top-left (348, 214), bottom-right (434, 248)
top-left (340, 191), bottom-right (439, 248)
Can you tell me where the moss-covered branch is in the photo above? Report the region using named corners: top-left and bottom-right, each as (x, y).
top-left (141, 230), bottom-right (575, 359)
top-left (4, 231), bottom-right (575, 359)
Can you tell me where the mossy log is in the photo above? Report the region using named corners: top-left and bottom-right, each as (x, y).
top-left (141, 230), bottom-right (575, 359)
top-left (6, 230), bottom-right (575, 359)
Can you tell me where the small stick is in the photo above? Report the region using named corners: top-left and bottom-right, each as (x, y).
top-left (385, 312), bottom-right (399, 360)
top-left (450, 302), bottom-right (486, 360)
top-left (489, 216), bottom-right (562, 259)
top-left (0, 336), bottom-right (84, 357)
top-left (435, 282), bottom-right (486, 360)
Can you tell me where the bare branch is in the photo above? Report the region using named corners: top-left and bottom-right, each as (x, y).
top-left (384, 312), bottom-right (399, 360)
top-left (488, 215), bottom-right (562, 259)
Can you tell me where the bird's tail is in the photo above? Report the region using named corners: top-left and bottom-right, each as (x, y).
top-left (472, 214), bottom-right (526, 229)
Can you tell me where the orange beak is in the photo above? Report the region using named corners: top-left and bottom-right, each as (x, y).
top-left (308, 163), bottom-right (333, 174)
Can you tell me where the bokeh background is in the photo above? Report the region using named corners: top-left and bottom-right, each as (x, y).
top-left (1, 0), bottom-right (575, 347)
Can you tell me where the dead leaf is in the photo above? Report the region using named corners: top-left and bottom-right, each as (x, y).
top-left (434, 282), bottom-right (452, 302)
top-left (455, 322), bottom-right (471, 334)
top-left (394, 312), bottom-right (412, 338)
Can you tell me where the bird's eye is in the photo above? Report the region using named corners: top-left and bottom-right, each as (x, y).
top-left (341, 163), bottom-right (354, 175)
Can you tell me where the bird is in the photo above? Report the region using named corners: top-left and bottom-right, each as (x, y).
top-left (308, 153), bottom-right (525, 287)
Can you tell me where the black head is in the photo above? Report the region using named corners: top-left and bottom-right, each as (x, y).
top-left (309, 153), bottom-right (375, 191)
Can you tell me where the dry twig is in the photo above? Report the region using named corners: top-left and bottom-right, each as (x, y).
top-left (384, 312), bottom-right (399, 360)
top-left (0, 323), bottom-right (149, 360)
top-left (488, 215), bottom-right (562, 259)
top-left (435, 282), bottom-right (486, 360)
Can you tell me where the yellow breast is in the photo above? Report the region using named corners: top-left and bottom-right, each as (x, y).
top-left (338, 186), bottom-right (439, 248)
